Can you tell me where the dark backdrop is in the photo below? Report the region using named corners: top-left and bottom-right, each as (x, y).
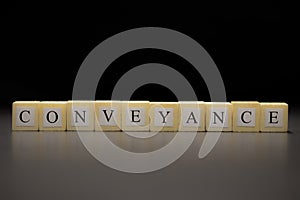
top-left (1, 2), bottom-right (296, 107)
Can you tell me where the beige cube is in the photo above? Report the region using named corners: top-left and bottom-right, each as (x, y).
top-left (12, 101), bottom-right (40, 131)
top-left (67, 101), bottom-right (94, 131)
top-left (122, 101), bottom-right (150, 131)
top-left (231, 101), bottom-right (260, 132)
top-left (39, 101), bottom-right (67, 131)
top-left (150, 102), bottom-right (179, 132)
top-left (178, 101), bottom-right (205, 132)
top-left (260, 103), bottom-right (288, 132)
top-left (206, 102), bottom-right (233, 132)
top-left (94, 101), bottom-right (122, 131)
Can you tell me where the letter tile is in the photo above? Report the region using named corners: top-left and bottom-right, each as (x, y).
top-left (260, 102), bottom-right (288, 132)
top-left (179, 101), bottom-right (205, 132)
top-left (122, 101), bottom-right (150, 131)
top-left (12, 101), bottom-right (39, 131)
top-left (150, 102), bottom-right (179, 132)
top-left (231, 101), bottom-right (260, 132)
top-left (94, 101), bottom-right (122, 131)
top-left (39, 101), bottom-right (67, 131)
top-left (206, 102), bottom-right (233, 132)
top-left (67, 101), bottom-right (94, 131)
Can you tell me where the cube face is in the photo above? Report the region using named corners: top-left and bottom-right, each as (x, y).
top-left (232, 101), bottom-right (260, 132)
top-left (67, 101), bottom-right (94, 131)
top-left (206, 102), bottom-right (232, 132)
top-left (260, 103), bottom-right (288, 132)
top-left (12, 101), bottom-right (39, 131)
top-left (150, 102), bottom-right (179, 132)
top-left (122, 101), bottom-right (150, 131)
top-left (39, 102), bottom-right (67, 131)
top-left (178, 101), bottom-right (205, 132)
top-left (94, 101), bottom-right (122, 131)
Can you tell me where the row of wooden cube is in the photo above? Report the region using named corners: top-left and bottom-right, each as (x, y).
top-left (12, 101), bottom-right (288, 132)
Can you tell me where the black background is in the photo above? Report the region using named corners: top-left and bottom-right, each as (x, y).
top-left (1, 3), bottom-right (300, 200)
top-left (1, 1), bottom-right (296, 107)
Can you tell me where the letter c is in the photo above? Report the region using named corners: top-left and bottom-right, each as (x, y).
top-left (241, 111), bottom-right (252, 124)
top-left (19, 110), bottom-right (30, 123)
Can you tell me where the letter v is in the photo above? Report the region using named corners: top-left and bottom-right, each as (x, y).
top-left (102, 110), bottom-right (114, 122)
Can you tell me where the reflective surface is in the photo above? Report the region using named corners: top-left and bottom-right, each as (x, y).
top-left (1, 107), bottom-right (300, 200)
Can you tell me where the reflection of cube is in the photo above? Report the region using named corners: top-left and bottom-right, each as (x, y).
top-left (206, 102), bottom-right (233, 132)
top-left (178, 101), bottom-right (205, 132)
top-left (260, 103), bottom-right (288, 132)
top-left (231, 101), bottom-right (260, 132)
top-left (12, 101), bottom-right (39, 131)
top-left (122, 101), bottom-right (150, 131)
top-left (39, 102), bottom-right (67, 131)
top-left (67, 101), bottom-right (94, 131)
top-left (150, 102), bottom-right (179, 132)
top-left (95, 101), bottom-right (122, 131)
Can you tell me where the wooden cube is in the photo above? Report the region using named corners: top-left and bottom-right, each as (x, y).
top-left (260, 102), bottom-right (288, 132)
top-left (122, 101), bottom-right (150, 131)
top-left (67, 101), bottom-right (94, 131)
top-left (12, 101), bottom-right (39, 131)
top-left (231, 101), bottom-right (260, 132)
top-left (94, 100), bottom-right (122, 131)
top-left (150, 102), bottom-right (179, 132)
top-left (39, 101), bottom-right (67, 131)
top-left (206, 102), bottom-right (233, 132)
top-left (178, 101), bottom-right (205, 132)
